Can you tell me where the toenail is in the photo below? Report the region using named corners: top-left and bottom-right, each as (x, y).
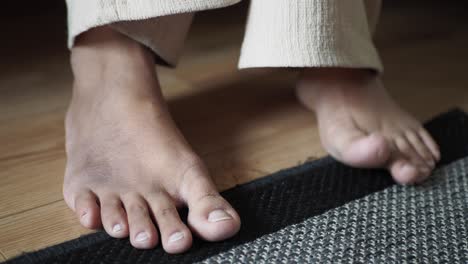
top-left (113, 224), bottom-right (122, 233)
top-left (168, 232), bottom-right (184, 243)
top-left (135, 232), bottom-right (149, 242)
top-left (80, 212), bottom-right (89, 222)
top-left (208, 209), bottom-right (232, 222)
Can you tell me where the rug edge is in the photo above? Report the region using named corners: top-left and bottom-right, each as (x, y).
top-left (4, 107), bottom-right (466, 264)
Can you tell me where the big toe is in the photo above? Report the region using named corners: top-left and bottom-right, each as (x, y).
top-left (335, 132), bottom-right (391, 168)
top-left (183, 175), bottom-right (240, 241)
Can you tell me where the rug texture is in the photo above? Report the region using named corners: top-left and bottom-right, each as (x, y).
top-left (5, 109), bottom-right (468, 264)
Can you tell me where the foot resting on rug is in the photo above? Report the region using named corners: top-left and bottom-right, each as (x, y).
top-left (63, 26), bottom-right (240, 254)
top-left (296, 68), bottom-right (440, 185)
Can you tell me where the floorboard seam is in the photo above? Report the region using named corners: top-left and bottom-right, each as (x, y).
top-left (0, 146), bottom-right (63, 163)
top-left (0, 199), bottom-right (64, 220)
top-left (0, 249), bottom-right (7, 261)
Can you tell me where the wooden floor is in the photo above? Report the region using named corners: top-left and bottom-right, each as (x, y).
top-left (1, 1), bottom-right (467, 261)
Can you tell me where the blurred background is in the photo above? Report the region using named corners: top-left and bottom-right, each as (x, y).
top-left (0, 0), bottom-right (467, 261)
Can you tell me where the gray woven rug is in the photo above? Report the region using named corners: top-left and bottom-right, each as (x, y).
top-left (5, 109), bottom-right (468, 264)
top-left (201, 157), bottom-right (468, 263)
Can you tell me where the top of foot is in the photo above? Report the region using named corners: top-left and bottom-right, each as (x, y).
top-left (296, 68), bottom-right (440, 185)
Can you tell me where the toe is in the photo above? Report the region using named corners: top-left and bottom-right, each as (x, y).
top-left (99, 194), bottom-right (129, 238)
top-left (146, 193), bottom-right (192, 254)
top-left (389, 159), bottom-right (427, 185)
top-left (183, 176), bottom-right (240, 241)
top-left (394, 136), bottom-right (430, 173)
top-left (337, 132), bottom-right (391, 168)
top-left (122, 194), bottom-right (158, 249)
top-left (74, 190), bottom-right (101, 229)
top-left (418, 128), bottom-right (441, 162)
top-left (405, 130), bottom-right (436, 168)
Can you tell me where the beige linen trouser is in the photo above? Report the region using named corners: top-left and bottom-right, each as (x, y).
top-left (66, 0), bottom-right (383, 72)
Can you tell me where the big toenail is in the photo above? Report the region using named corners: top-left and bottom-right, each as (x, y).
top-left (168, 232), bottom-right (184, 243)
top-left (135, 232), bottom-right (149, 242)
top-left (113, 224), bottom-right (122, 233)
top-left (208, 209), bottom-right (232, 222)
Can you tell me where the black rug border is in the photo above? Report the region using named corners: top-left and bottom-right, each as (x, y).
top-left (5, 108), bottom-right (468, 264)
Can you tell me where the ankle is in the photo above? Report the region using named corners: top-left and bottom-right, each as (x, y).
top-left (70, 26), bottom-right (157, 99)
top-left (71, 25), bottom-right (152, 62)
top-left (297, 68), bottom-right (377, 108)
top-left (300, 68), bottom-right (376, 83)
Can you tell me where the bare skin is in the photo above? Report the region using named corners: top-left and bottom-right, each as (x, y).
top-left (64, 26), bottom-right (440, 254)
top-left (296, 68), bottom-right (440, 184)
top-left (63, 27), bottom-right (240, 254)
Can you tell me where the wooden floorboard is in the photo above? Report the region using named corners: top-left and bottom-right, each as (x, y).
top-left (1, 1), bottom-right (467, 260)
top-left (0, 201), bottom-right (91, 259)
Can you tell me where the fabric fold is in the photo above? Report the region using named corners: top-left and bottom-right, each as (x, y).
top-left (66, 0), bottom-right (241, 66)
top-left (238, 0), bottom-right (383, 72)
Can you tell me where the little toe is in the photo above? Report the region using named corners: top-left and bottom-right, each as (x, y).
top-left (74, 190), bottom-right (101, 229)
top-left (99, 194), bottom-right (129, 238)
top-left (405, 130), bottom-right (436, 168)
top-left (337, 132), bottom-right (391, 168)
top-left (122, 194), bottom-right (158, 249)
top-left (418, 128), bottom-right (441, 161)
top-left (389, 159), bottom-right (423, 185)
top-left (184, 177), bottom-right (240, 241)
top-left (146, 193), bottom-right (192, 254)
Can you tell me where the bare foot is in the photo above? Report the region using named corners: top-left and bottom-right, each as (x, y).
top-left (296, 68), bottom-right (440, 185)
top-left (63, 26), bottom-right (240, 254)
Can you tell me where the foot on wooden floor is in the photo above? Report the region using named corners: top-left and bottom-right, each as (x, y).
top-left (63, 26), bottom-right (240, 254)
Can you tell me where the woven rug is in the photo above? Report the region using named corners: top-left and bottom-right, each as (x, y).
top-left (5, 109), bottom-right (468, 264)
